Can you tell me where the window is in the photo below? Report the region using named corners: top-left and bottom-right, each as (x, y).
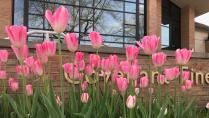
top-left (13, 0), bottom-right (146, 48)
top-left (161, 0), bottom-right (181, 50)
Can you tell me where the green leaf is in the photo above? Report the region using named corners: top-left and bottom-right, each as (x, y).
top-left (5, 94), bottom-right (24, 118)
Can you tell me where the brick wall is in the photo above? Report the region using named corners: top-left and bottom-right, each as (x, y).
top-left (0, 0), bottom-right (12, 39)
top-left (0, 40), bottom-right (209, 107)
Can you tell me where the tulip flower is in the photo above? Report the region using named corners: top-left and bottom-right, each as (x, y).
top-left (115, 77), bottom-right (128, 95)
top-left (75, 52), bottom-right (84, 62)
top-left (11, 44), bottom-right (28, 60)
top-left (182, 71), bottom-right (190, 81)
top-left (139, 76), bottom-right (149, 88)
top-left (36, 44), bottom-right (48, 64)
top-left (126, 46), bottom-right (139, 61)
top-left (126, 95), bottom-right (136, 109)
top-left (137, 35), bottom-right (160, 55)
top-left (152, 52), bottom-right (167, 67)
top-left (24, 56), bottom-right (35, 67)
top-left (129, 64), bottom-right (140, 80)
top-left (157, 75), bottom-right (165, 85)
top-left (63, 63), bottom-right (73, 73)
top-left (206, 102), bottom-right (209, 109)
top-left (16, 65), bottom-right (30, 77)
top-left (120, 60), bottom-right (130, 74)
top-left (64, 33), bottom-right (78, 52)
top-left (0, 71), bottom-right (6, 79)
top-left (9, 79), bottom-right (19, 92)
top-left (42, 40), bottom-right (56, 57)
top-left (164, 67), bottom-right (180, 80)
top-left (108, 55), bottom-right (118, 70)
top-left (26, 84), bottom-right (33, 96)
top-left (175, 48), bottom-right (192, 65)
top-left (80, 81), bottom-right (88, 91)
top-left (0, 50), bottom-right (8, 63)
top-left (5, 25), bottom-right (27, 48)
top-left (89, 54), bottom-right (101, 68)
top-left (181, 86), bottom-right (186, 92)
top-left (76, 60), bottom-right (85, 71)
top-left (184, 80), bottom-right (193, 90)
top-left (81, 93), bottom-right (89, 103)
top-left (89, 31), bottom-right (103, 49)
top-left (101, 58), bottom-right (111, 72)
top-left (34, 60), bottom-right (43, 76)
top-left (45, 6), bottom-right (69, 33)
top-left (85, 65), bottom-right (93, 76)
top-left (135, 88), bottom-right (140, 95)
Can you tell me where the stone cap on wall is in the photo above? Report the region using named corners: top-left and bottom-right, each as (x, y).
top-left (0, 39), bottom-right (209, 59)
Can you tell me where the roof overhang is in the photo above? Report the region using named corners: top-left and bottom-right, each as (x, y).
top-left (170, 0), bottom-right (209, 16)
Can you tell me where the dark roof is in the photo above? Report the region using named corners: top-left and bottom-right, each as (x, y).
top-left (195, 22), bottom-right (209, 31)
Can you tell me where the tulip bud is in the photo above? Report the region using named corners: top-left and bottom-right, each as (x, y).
top-left (89, 31), bottom-right (103, 49)
top-left (0, 50), bottom-right (8, 63)
top-left (126, 95), bottom-right (136, 109)
top-left (26, 84), bottom-right (33, 96)
top-left (81, 93), bottom-right (89, 103)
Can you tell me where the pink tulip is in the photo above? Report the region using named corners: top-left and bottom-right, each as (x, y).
top-left (101, 58), bottom-right (110, 72)
top-left (115, 77), bottom-right (128, 95)
top-left (16, 65), bottom-right (29, 77)
top-left (164, 67), bottom-right (180, 80)
top-left (175, 48), bottom-right (192, 65)
top-left (206, 102), bottom-right (209, 109)
top-left (181, 86), bottom-right (186, 92)
top-left (26, 84), bottom-right (33, 96)
top-left (76, 60), bottom-right (85, 71)
top-left (10, 79), bottom-right (19, 92)
top-left (85, 65), bottom-right (93, 76)
top-left (11, 44), bottom-right (28, 60)
top-left (5, 25), bottom-right (27, 48)
top-left (137, 35), bottom-right (160, 55)
top-left (120, 60), bottom-right (130, 74)
top-left (111, 68), bottom-right (119, 83)
top-left (34, 60), bottom-right (43, 76)
top-left (24, 56), bottom-right (35, 67)
top-left (42, 40), bottom-right (56, 57)
top-left (108, 55), bottom-right (118, 70)
top-left (182, 71), bottom-right (190, 81)
top-left (184, 80), bottom-right (193, 90)
top-left (129, 64), bottom-right (140, 80)
top-left (64, 33), bottom-right (78, 52)
top-left (75, 52), bottom-right (84, 62)
top-left (126, 46), bottom-right (139, 61)
top-left (16, 65), bottom-right (22, 75)
top-left (152, 52), bottom-right (167, 67)
top-left (0, 71), bottom-right (6, 79)
top-left (0, 50), bottom-right (8, 63)
top-left (36, 44), bottom-right (48, 64)
top-left (89, 31), bottom-right (103, 49)
top-left (126, 95), bottom-right (136, 109)
top-left (68, 65), bottom-right (80, 79)
top-left (80, 81), bottom-right (88, 91)
top-left (89, 54), bottom-right (101, 68)
top-left (81, 93), bottom-right (89, 103)
top-left (45, 6), bottom-right (69, 33)
top-left (157, 75), bottom-right (165, 85)
top-left (139, 76), bottom-right (149, 88)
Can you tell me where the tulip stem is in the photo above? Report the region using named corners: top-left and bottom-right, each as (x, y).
top-left (148, 56), bottom-right (152, 118)
top-left (58, 34), bottom-right (64, 117)
top-left (123, 96), bottom-right (127, 118)
top-left (130, 108), bottom-right (134, 118)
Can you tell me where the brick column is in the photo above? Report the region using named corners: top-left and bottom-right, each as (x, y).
top-left (146, 0), bottom-right (161, 37)
top-left (181, 6), bottom-right (195, 49)
top-left (0, 0), bottom-right (12, 39)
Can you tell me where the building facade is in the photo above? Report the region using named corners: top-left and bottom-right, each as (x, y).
top-left (0, 0), bottom-right (209, 107)
top-left (1, 0), bottom-right (209, 51)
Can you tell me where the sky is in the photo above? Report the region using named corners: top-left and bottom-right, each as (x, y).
top-left (195, 12), bottom-right (209, 26)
